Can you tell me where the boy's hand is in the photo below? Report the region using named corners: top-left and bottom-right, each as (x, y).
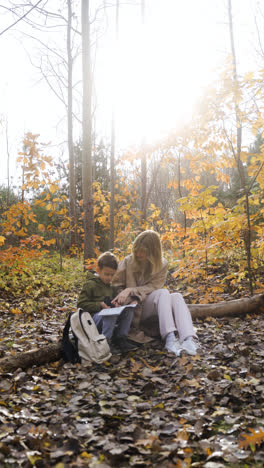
top-left (100, 302), bottom-right (110, 309)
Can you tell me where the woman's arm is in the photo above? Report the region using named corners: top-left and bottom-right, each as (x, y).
top-left (111, 258), bottom-right (127, 293)
top-left (113, 258), bottom-right (168, 304)
top-left (112, 287), bottom-right (133, 306)
top-left (112, 257), bottom-right (139, 305)
top-left (128, 261), bottom-right (168, 301)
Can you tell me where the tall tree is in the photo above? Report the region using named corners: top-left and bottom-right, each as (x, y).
top-left (138, 1), bottom-right (163, 225)
top-left (109, 0), bottom-right (119, 250)
top-left (228, 0), bottom-right (253, 295)
top-left (82, 0), bottom-right (94, 259)
top-left (3, 1), bottom-right (80, 250)
top-left (140, 0), bottom-right (147, 224)
top-left (67, 0), bottom-right (77, 248)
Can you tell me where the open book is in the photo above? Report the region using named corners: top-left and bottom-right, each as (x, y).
top-left (98, 303), bottom-right (137, 317)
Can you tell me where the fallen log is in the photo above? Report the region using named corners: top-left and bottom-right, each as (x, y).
top-left (140, 293), bottom-right (264, 338)
top-left (0, 343), bottom-right (62, 373)
top-left (0, 294), bottom-right (264, 373)
top-left (189, 293), bottom-right (264, 319)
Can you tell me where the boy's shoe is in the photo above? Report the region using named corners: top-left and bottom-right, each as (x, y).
top-left (165, 338), bottom-right (183, 357)
top-left (107, 338), bottom-right (119, 355)
top-left (181, 337), bottom-right (199, 356)
top-left (109, 343), bottom-right (121, 355)
top-left (113, 336), bottom-right (138, 353)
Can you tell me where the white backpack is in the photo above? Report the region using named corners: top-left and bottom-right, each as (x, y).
top-left (62, 308), bottom-right (112, 364)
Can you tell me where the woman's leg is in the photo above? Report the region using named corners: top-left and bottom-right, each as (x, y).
top-left (142, 289), bottom-right (183, 356)
top-left (142, 289), bottom-right (176, 339)
top-left (170, 293), bottom-right (196, 343)
top-left (142, 290), bottom-right (198, 356)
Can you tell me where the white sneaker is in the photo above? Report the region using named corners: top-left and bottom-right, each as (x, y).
top-left (165, 338), bottom-right (183, 357)
top-left (181, 337), bottom-right (199, 356)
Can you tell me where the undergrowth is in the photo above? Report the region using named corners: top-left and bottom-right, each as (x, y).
top-left (0, 254), bottom-right (86, 314)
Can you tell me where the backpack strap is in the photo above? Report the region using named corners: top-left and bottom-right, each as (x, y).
top-left (62, 313), bottom-right (80, 363)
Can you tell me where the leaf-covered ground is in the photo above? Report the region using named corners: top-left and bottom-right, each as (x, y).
top-left (1, 290), bottom-right (264, 467)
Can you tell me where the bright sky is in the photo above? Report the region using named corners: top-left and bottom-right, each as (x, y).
top-left (96, 0), bottom-right (259, 149)
top-left (96, 0), bottom-right (226, 147)
top-left (0, 0), bottom-right (260, 185)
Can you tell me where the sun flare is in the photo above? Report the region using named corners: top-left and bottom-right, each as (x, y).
top-left (96, 1), bottom-right (221, 147)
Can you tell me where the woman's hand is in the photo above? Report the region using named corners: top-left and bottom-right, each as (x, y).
top-left (112, 288), bottom-right (132, 306)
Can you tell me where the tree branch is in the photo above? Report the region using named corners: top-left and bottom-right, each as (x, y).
top-left (0, 0), bottom-right (43, 36)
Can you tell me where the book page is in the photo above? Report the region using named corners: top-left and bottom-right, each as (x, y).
top-left (98, 303), bottom-right (137, 317)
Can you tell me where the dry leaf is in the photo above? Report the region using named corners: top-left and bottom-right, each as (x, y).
top-left (238, 427), bottom-right (264, 450)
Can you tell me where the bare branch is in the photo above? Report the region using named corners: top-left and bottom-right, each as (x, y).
top-left (18, 30), bottom-right (68, 65)
top-left (39, 60), bottom-right (67, 108)
top-left (248, 161), bottom-right (264, 193)
top-left (0, 0), bottom-right (43, 36)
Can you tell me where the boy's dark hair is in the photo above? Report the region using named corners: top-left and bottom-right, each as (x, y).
top-left (97, 251), bottom-right (118, 270)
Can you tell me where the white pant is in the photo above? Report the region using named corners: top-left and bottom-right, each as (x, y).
top-left (142, 289), bottom-right (196, 341)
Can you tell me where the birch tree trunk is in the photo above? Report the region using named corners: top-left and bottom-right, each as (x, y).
top-left (109, 0), bottom-right (119, 250)
top-left (67, 0), bottom-right (77, 249)
top-left (5, 120), bottom-right (10, 207)
top-left (139, 2), bottom-right (162, 225)
top-left (82, 0), bottom-right (94, 259)
top-left (228, 0), bottom-right (253, 295)
top-left (141, 148), bottom-right (147, 222)
top-left (140, 0), bottom-right (147, 224)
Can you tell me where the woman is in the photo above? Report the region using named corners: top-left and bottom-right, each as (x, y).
top-left (112, 230), bottom-right (199, 356)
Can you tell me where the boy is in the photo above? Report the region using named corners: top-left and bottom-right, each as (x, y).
top-left (77, 251), bottom-right (136, 353)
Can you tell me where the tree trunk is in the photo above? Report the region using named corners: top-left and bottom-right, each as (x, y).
top-left (67, 0), bottom-right (77, 249)
top-left (140, 0), bottom-right (147, 225)
top-left (141, 293), bottom-right (264, 337)
top-left (228, 0), bottom-right (253, 295)
top-left (109, 113), bottom-right (116, 249)
top-left (1, 294), bottom-right (263, 373)
top-left (0, 343), bottom-right (62, 373)
top-left (189, 294), bottom-right (264, 319)
top-left (141, 149), bottom-right (147, 222)
top-left (177, 152), bottom-right (187, 237)
top-left (109, 0), bottom-right (119, 250)
top-left (5, 120), bottom-right (10, 207)
top-left (82, 0), bottom-right (94, 260)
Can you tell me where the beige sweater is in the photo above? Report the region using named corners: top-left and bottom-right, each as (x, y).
top-left (112, 254), bottom-right (168, 302)
top-left (112, 255), bottom-right (168, 342)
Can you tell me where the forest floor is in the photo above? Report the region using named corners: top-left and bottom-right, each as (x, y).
top-left (1, 281), bottom-right (264, 467)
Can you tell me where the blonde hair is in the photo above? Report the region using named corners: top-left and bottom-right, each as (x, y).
top-left (132, 230), bottom-right (162, 273)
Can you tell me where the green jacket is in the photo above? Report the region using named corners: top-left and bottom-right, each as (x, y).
top-left (77, 271), bottom-right (118, 315)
